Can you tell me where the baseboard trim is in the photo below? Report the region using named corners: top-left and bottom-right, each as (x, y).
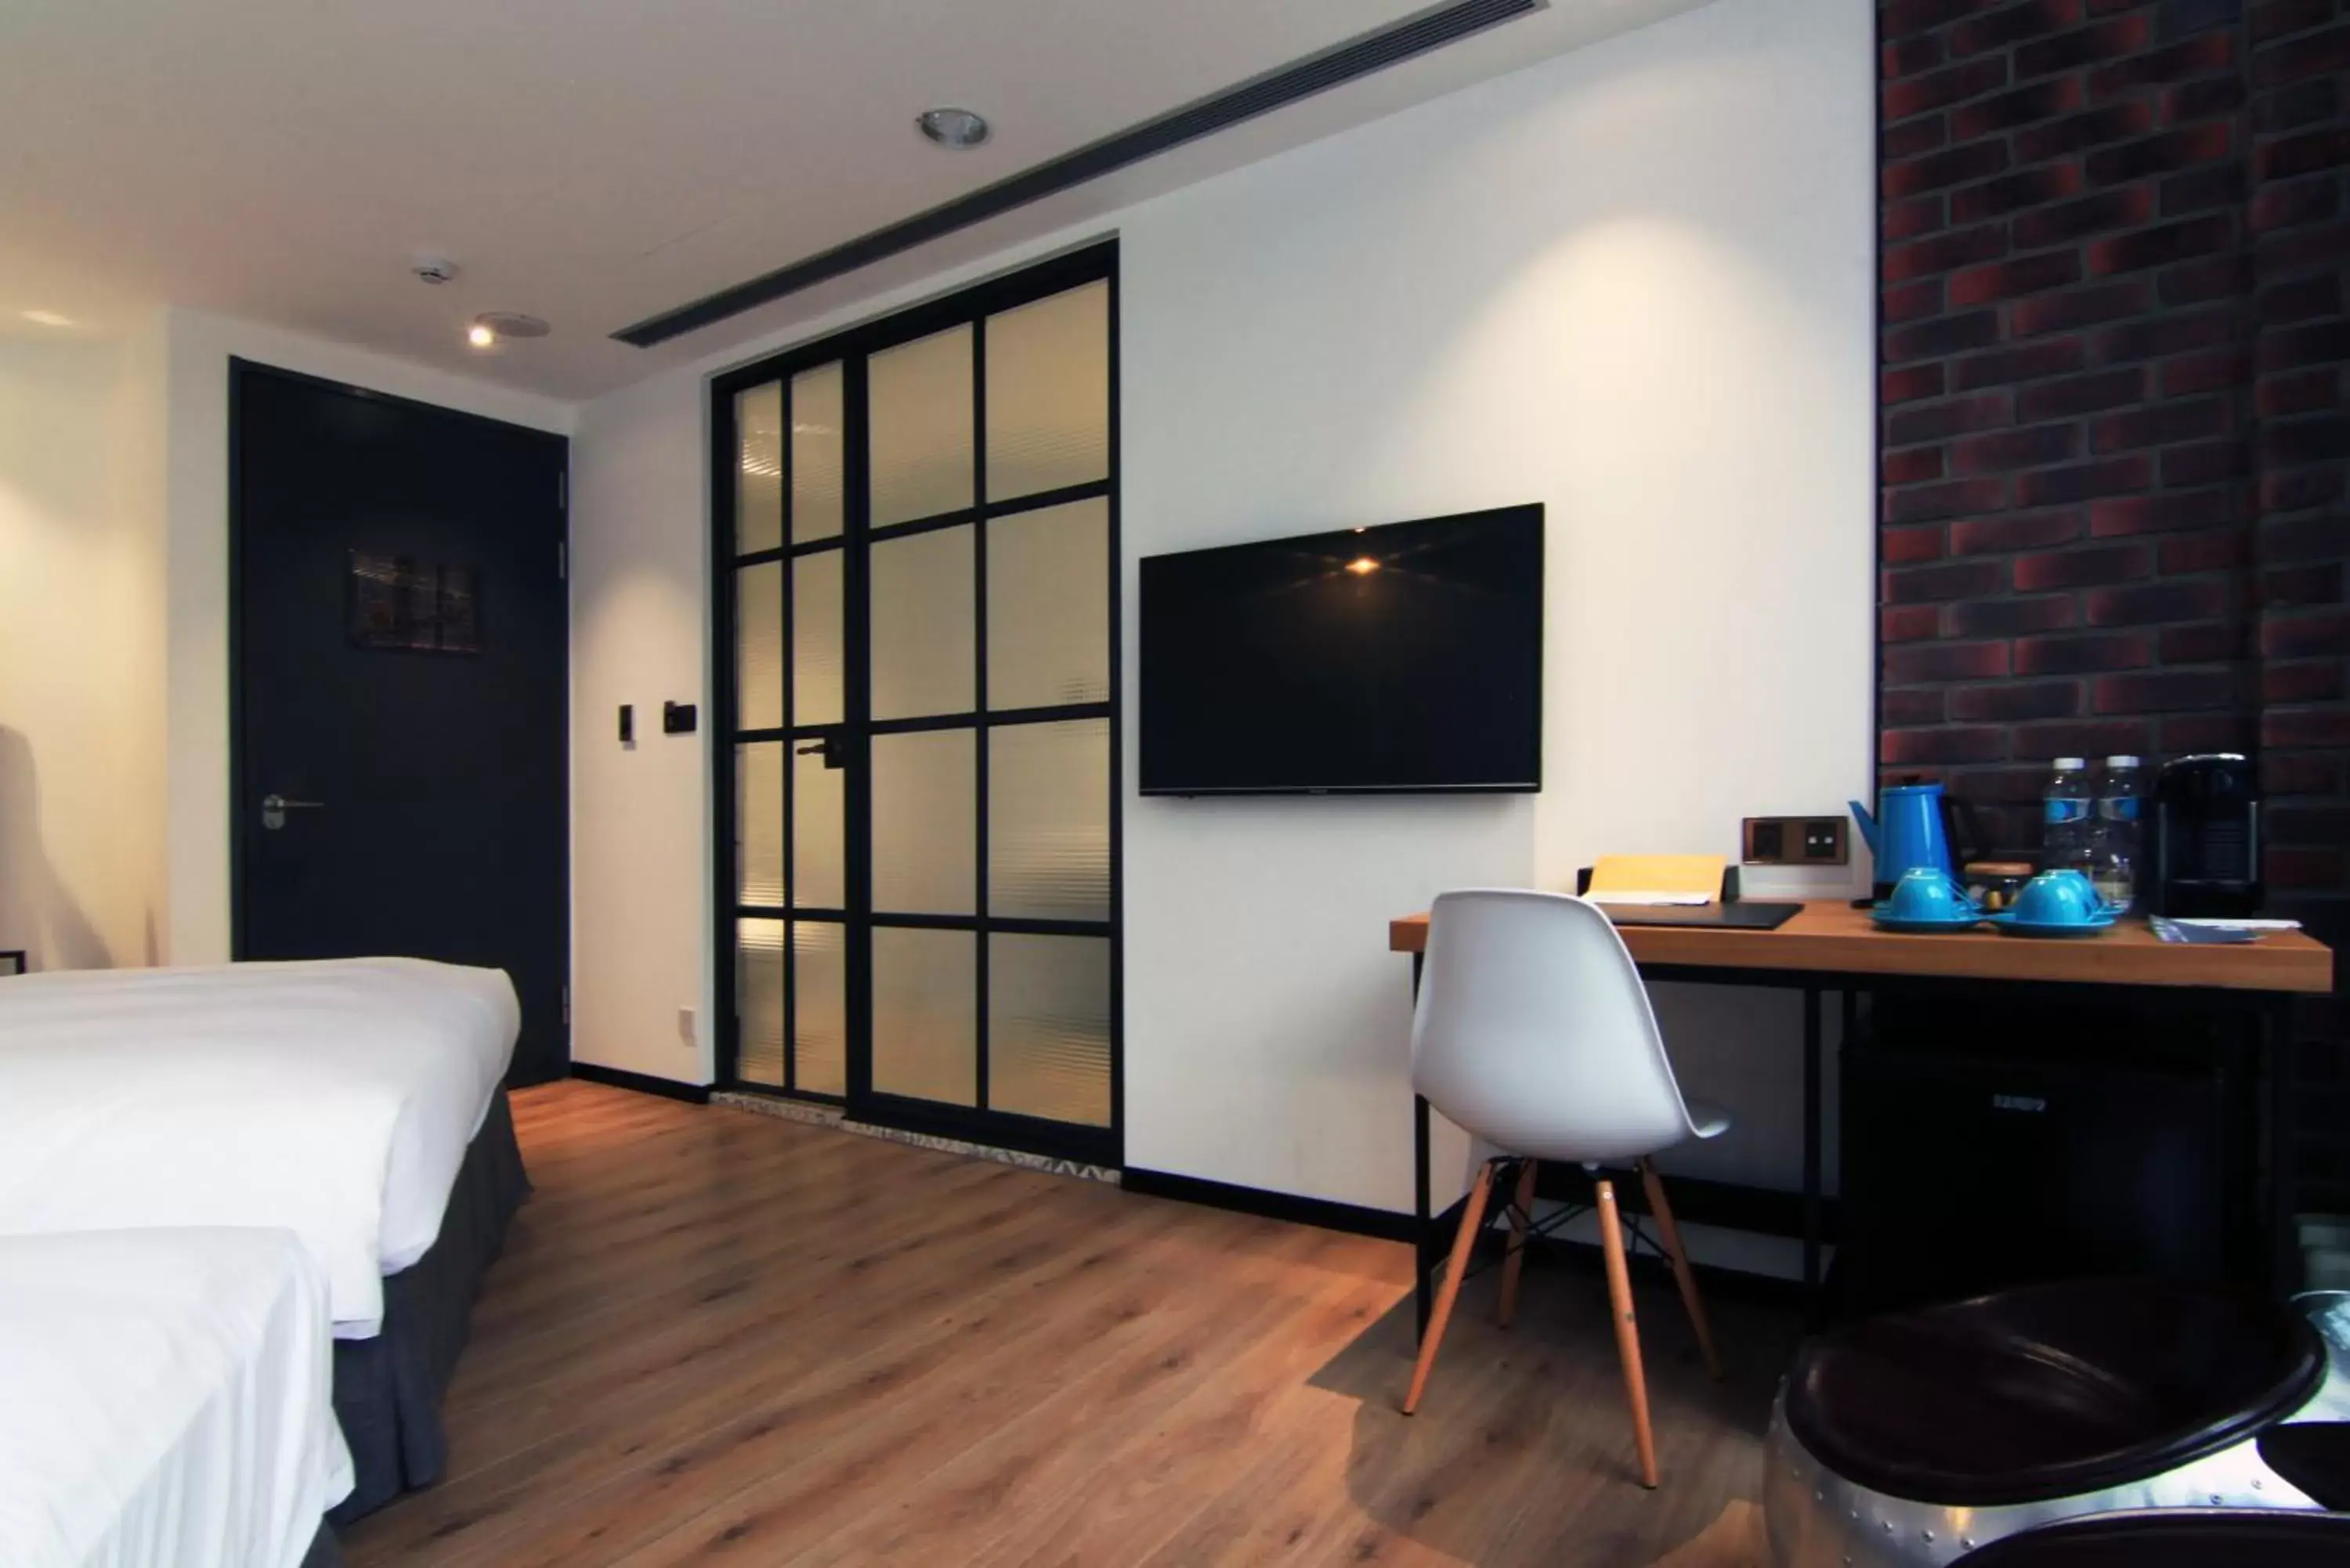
top-left (1119, 1168), bottom-right (1419, 1243)
top-left (1503, 1230), bottom-right (1813, 1308)
top-left (568, 1062), bottom-right (712, 1104)
top-left (1531, 1162), bottom-right (1838, 1242)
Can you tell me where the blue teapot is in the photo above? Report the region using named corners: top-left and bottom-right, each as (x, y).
top-left (1851, 782), bottom-right (1982, 898)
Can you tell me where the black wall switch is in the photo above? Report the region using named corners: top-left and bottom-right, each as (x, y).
top-left (1742, 815), bottom-right (1849, 865)
top-left (618, 704), bottom-right (634, 745)
top-left (663, 701), bottom-right (698, 735)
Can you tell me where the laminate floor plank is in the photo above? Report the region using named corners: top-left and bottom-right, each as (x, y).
top-left (342, 1082), bottom-right (1786, 1567)
top-left (385, 1197), bottom-right (1212, 1566)
top-left (674, 1230), bottom-right (1382, 1568)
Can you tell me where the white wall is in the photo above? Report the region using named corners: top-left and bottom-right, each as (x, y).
top-left (1118, 0), bottom-right (1873, 1209)
top-left (0, 322), bottom-right (169, 970)
top-left (159, 309), bottom-right (574, 963)
top-left (567, 364), bottom-right (713, 1079)
top-left (567, 0), bottom-right (1875, 1220)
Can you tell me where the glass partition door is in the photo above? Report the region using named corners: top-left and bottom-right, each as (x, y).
top-left (715, 244), bottom-right (1118, 1165)
top-left (728, 363), bottom-right (849, 1097)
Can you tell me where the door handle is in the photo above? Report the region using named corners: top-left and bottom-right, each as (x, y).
top-left (261, 793), bottom-right (325, 831)
top-left (795, 737), bottom-right (846, 771)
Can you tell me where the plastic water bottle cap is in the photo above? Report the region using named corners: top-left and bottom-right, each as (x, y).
top-left (2053, 757), bottom-right (2085, 771)
top-left (2106, 755), bottom-right (2140, 767)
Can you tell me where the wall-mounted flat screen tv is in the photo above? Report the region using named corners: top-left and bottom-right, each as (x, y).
top-left (1139, 504), bottom-right (1543, 795)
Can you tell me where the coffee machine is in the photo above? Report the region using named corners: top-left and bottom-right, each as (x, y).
top-left (2150, 753), bottom-right (2262, 917)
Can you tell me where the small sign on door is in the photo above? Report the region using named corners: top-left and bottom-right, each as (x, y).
top-left (348, 550), bottom-right (480, 654)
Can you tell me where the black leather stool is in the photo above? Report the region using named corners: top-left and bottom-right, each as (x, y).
top-left (1762, 1283), bottom-right (2350, 1568)
top-left (1956, 1509), bottom-right (2350, 1566)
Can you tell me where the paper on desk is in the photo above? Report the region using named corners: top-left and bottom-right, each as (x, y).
top-left (1585, 854), bottom-right (1724, 906)
top-left (2151, 917), bottom-right (2258, 945)
top-left (2173, 917), bottom-right (2302, 931)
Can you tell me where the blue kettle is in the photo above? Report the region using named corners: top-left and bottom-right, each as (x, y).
top-left (1850, 782), bottom-right (1978, 896)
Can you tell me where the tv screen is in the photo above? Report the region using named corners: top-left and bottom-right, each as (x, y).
top-left (1139, 504), bottom-right (1543, 795)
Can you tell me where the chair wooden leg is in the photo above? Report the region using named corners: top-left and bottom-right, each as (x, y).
top-left (1497, 1158), bottom-right (1539, 1328)
top-left (1402, 1159), bottom-right (1496, 1415)
top-left (1596, 1179), bottom-right (1660, 1488)
top-left (1638, 1157), bottom-right (1723, 1381)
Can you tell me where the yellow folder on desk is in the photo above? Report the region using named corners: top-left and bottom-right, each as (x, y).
top-left (1585, 854), bottom-right (1726, 906)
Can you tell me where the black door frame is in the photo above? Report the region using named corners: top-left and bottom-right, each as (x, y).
top-left (709, 240), bottom-right (1123, 1169)
top-left (226, 357), bottom-right (573, 1051)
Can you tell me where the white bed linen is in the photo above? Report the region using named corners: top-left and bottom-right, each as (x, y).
top-left (0, 1227), bottom-right (354, 1568)
top-left (0, 958), bottom-right (518, 1336)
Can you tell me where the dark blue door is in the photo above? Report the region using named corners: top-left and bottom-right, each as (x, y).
top-left (233, 360), bottom-right (570, 1086)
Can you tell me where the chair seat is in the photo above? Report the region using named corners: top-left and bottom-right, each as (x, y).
top-left (1686, 1100), bottom-right (1731, 1140)
top-left (1785, 1278), bottom-right (2326, 1506)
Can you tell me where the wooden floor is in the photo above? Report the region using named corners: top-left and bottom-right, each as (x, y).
top-left (342, 1082), bottom-right (1794, 1567)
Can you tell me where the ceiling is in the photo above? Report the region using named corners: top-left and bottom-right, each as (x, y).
top-left (0, 0), bottom-right (1705, 401)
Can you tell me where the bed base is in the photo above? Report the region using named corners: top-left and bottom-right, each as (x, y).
top-left (327, 1088), bottom-right (530, 1524)
top-left (301, 1518), bottom-right (345, 1568)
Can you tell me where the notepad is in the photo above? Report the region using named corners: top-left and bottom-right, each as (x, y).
top-left (1584, 854), bottom-right (1726, 907)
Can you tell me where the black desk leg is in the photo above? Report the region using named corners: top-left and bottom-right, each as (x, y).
top-left (1802, 986), bottom-right (1823, 1321)
top-left (1412, 952), bottom-right (1433, 1339)
top-left (2269, 995), bottom-right (2298, 1294)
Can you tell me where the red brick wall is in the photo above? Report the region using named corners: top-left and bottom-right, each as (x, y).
top-left (1878, 0), bottom-right (2349, 1212)
top-left (2251, 0), bottom-right (2350, 1210)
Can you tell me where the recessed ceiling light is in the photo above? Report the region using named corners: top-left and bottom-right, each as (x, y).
top-left (916, 107), bottom-right (990, 149)
top-left (21, 309), bottom-right (74, 327)
top-left (468, 312), bottom-right (549, 349)
top-left (1347, 557), bottom-right (1380, 576)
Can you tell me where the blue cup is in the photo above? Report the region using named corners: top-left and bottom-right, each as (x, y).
top-left (2012, 870), bottom-right (2106, 926)
top-left (1883, 866), bottom-right (1977, 923)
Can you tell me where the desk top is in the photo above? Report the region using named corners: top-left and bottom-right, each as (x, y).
top-left (1386, 900), bottom-right (2334, 994)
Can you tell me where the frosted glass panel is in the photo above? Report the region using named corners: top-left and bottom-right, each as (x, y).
top-left (870, 324), bottom-right (973, 526)
top-left (871, 729), bottom-right (974, 914)
top-left (736, 919), bottom-right (785, 1086)
top-left (736, 562), bottom-right (783, 730)
top-left (793, 551), bottom-right (843, 726)
top-left (990, 936), bottom-right (1111, 1125)
top-left (872, 927), bottom-right (975, 1105)
top-left (791, 363), bottom-right (844, 544)
top-left (987, 498), bottom-right (1108, 710)
top-left (989, 720), bottom-right (1110, 921)
top-left (735, 382), bottom-right (784, 554)
top-left (736, 742), bottom-right (783, 906)
top-left (794, 921), bottom-right (847, 1095)
top-left (791, 742), bottom-right (844, 909)
top-left (870, 524), bottom-right (974, 721)
top-left (986, 281), bottom-right (1109, 501)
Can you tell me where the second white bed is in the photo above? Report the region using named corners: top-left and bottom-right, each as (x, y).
top-left (0, 1227), bottom-right (353, 1568)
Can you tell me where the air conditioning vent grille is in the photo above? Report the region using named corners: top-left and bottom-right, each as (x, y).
top-left (612, 0), bottom-right (1542, 348)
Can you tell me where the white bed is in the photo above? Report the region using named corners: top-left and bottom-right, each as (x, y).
top-left (0, 1227), bottom-right (354, 1568)
top-left (0, 957), bottom-right (519, 1337)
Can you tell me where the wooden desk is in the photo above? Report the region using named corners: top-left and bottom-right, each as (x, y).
top-left (1388, 901), bottom-right (2334, 993)
top-left (1391, 900), bottom-right (2333, 1328)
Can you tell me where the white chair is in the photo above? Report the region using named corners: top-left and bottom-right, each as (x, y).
top-left (1402, 887), bottom-right (1730, 1488)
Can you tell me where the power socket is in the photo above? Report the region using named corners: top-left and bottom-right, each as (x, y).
top-left (1742, 815), bottom-right (1849, 866)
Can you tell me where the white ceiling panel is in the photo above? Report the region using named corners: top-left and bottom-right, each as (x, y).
top-left (0, 0), bottom-right (1707, 396)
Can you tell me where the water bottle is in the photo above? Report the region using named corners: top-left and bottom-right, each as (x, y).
top-left (2092, 754), bottom-right (2145, 911)
top-left (2043, 757), bottom-right (2095, 876)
